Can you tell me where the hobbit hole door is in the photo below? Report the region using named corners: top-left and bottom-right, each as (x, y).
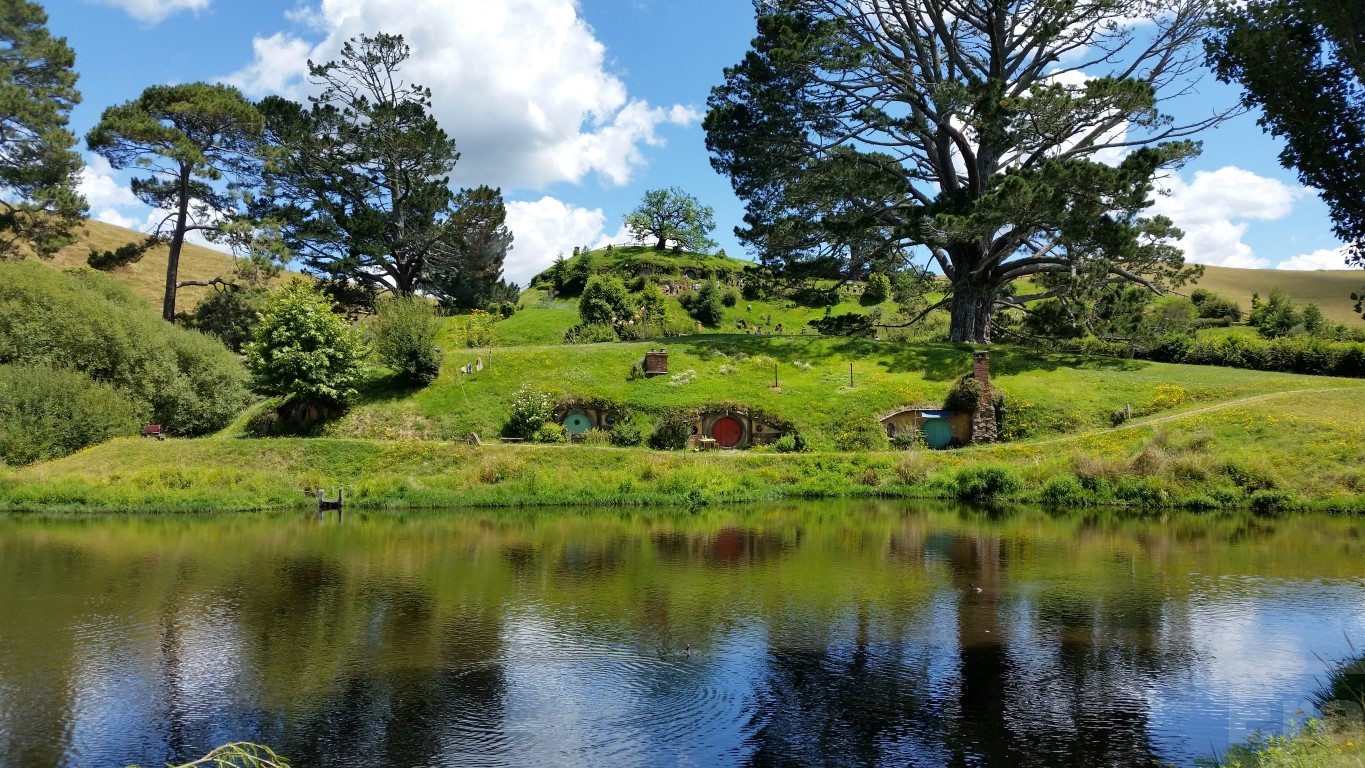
top-left (712, 416), bottom-right (743, 448)
top-left (563, 409), bottom-right (595, 435)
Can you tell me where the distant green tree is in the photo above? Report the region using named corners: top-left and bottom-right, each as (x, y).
top-left (578, 275), bottom-right (634, 326)
top-left (625, 187), bottom-right (717, 252)
top-left (245, 280), bottom-right (367, 406)
top-left (181, 285), bottom-right (267, 354)
top-left (1249, 288), bottom-right (1302, 337)
top-left (0, 0), bottom-right (86, 260)
top-left (1299, 302), bottom-right (1327, 336)
top-left (562, 249), bottom-right (599, 294)
top-left (425, 185), bottom-right (514, 310)
top-left (86, 82), bottom-right (264, 321)
top-left (639, 281), bottom-right (669, 336)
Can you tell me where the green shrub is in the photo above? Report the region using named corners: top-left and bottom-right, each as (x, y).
top-left (1249, 489), bottom-right (1296, 514)
top-left (680, 280), bottom-right (726, 326)
top-left (578, 275), bottom-right (634, 326)
top-left (532, 422), bottom-right (568, 444)
top-left (372, 296), bottom-right (441, 385)
top-left (649, 409), bottom-right (695, 450)
top-left (775, 432), bottom-right (808, 453)
top-left (0, 261), bottom-right (249, 436)
top-left (865, 272), bottom-right (891, 303)
top-left (608, 417), bottom-right (644, 447)
top-left (580, 428), bottom-right (611, 445)
top-left (721, 288), bottom-right (739, 307)
top-left (944, 375), bottom-right (983, 413)
top-left (245, 280), bottom-right (368, 407)
top-left (954, 465), bottom-right (1021, 501)
top-left (1038, 475), bottom-right (1086, 506)
top-left (503, 387), bottom-right (554, 439)
top-left (0, 364), bottom-right (147, 466)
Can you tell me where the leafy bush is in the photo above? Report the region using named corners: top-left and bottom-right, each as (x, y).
top-left (944, 374), bottom-right (983, 413)
top-left (532, 422), bottom-right (568, 444)
top-left (680, 280), bottom-right (726, 326)
top-left (503, 387), bottom-right (555, 439)
top-left (954, 465), bottom-right (1021, 501)
top-left (0, 364), bottom-right (147, 466)
top-left (608, 416), bottom-right (644, 447)
top-left (245, 280), bottom-right (368, 406)
top-left (1250, 489), bottom-right (1296, 514)
top-left (864, 272), bottom-right (891, 303)
top-left (0, 261), bottom-right (250, 435)
top-left (372, 296), bottom-right (441, 385)
top-left (775, 432), bottom-right (808, 453)
top-left (1190, 288), bottom-right (1242, 321)
top-left (578, 274), bottom-right (635, 326)
top-left (1038, 475), bottom-right (1087, 506)
top-left (721, 288), bottom-right (739, 307)
top-left (649, 409), bottom-right (696, 450)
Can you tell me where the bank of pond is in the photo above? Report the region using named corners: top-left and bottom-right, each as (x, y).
top-left (0, 502), bottom-right (1362, 767)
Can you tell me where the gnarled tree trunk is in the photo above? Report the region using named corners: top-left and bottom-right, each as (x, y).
top-left (948, 279), bottom-right (996, 343)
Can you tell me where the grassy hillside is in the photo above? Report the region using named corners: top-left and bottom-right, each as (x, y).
top-left (37, 219), bottom-right (279, 311)
top-left (1191, 264), bottom-right (1364, 325)
top-left (306, 334), bottom-right (1357, 450)
top-left (5, 384), bottom-right (1361, 512)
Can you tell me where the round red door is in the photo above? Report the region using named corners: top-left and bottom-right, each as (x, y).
top-left (711, 416), bottom-right (742, 447)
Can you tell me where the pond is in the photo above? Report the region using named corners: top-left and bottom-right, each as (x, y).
top-left (1, 503), bottom-right (1363, 767)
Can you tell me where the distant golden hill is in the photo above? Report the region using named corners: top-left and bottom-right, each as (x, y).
top-left (1192, 264), bottom-right (1364, 325)
top-left (35, 219), bottom-right (283, 311)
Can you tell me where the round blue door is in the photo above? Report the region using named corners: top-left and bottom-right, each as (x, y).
top-left (563, 409), bottom-right (595, 435)
top-left (921, 419), bottom-right (953, 449)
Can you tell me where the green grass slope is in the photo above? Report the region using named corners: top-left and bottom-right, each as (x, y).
top-left (323, 334), bottom-right (1355, 450)
top-left (1191, 264), bottom-right (1365, 325)
top-left (5, 385), bottom-right (1361, 512)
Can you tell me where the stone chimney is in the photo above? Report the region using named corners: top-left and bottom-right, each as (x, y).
top-left (971, 351), bottom-right (997, 443)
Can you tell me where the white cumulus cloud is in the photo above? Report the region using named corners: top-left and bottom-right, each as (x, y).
top-left (223, 0), bottom-right (699, 189)
top-left (1149, 166), bottom-right (1307, 269)
top-left (1276, 246), bottom-right (1353, 271)
top-left (503, 197), bottom-right (609, 287)
top-left (91, 0), bottom-right (210, 24)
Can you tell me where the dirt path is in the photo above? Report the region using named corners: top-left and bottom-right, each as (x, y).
top-left (1004, 385), bottom-right (1364, 450)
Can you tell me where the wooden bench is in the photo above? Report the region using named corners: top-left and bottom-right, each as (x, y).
top-left (141, 424), bottom-right (166, 441)
top-left (498, 437), bottom-right (525, 443)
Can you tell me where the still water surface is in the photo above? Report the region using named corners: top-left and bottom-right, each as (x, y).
top-left (1, 503), bottom-right (1363, 767)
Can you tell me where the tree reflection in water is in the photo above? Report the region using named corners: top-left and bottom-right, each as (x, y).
top-left (0, 504), bottom-right (1360, 768)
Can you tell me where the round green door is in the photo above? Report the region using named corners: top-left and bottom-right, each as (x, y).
top-left (921, 419), bottom-right (953, 449)
top-left (563, 409), bottom-right (595, 435)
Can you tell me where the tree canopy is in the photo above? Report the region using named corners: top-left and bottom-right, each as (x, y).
top-left (86, 82), bottom-right (263, 321)
top-left (1206, 0), bottom-right (1365, 262)
top-left (0, 0), bottom-right (86, 259)
top-left (254, 32), bottom-right (507, 306)
top-left (425, 184), bottom-right (515, 310)
top-left (625, 187), bottom-right (717, 252)
top-left (706, 0), bottom-right (1223, 342)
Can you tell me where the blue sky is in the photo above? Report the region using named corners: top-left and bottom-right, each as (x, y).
top-left (48, 0), bottom-right (1354, 286)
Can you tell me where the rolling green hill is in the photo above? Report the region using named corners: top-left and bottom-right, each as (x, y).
top-left (34, 219), bottom-right (290, 312)
top-left (1190, 264), bottom-right (1364, 325)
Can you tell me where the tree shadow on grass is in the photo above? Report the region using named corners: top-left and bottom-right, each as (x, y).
top-left (353, 370), bottom-right (430, 405)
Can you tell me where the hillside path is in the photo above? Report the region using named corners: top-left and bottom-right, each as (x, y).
top-left (999, 385), bottom-right (1365, 450)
